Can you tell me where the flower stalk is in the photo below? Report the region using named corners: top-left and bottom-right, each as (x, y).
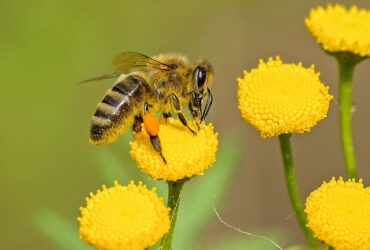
top-left (161, 179), bottom-right (186, 250)
top-left (278, 134), bottom-right (318, 248)
top-left (337, 58), bottom-right (358, 179)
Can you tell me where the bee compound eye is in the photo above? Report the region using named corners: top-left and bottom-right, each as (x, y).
top-left (195, 66), bottom-right (207, 89)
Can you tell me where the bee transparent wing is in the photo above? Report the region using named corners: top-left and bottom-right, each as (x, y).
top-left (79, 52), bottom-right (171, 84)
top-left (112, 51), bottom-right (171, 73)
top-left (79, 73), bottom-right (120, 84)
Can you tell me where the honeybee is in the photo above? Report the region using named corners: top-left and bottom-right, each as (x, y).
top-left (82, 52), bottom-right (214, 162)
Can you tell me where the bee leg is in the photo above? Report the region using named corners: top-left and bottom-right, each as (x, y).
top-left (143, 103), bottom-right (167, 163)
top-left (150, 135), bottom-right (167, 164)
top-left (201, 88), bottom-right (213, 121)
top-left (133, 116), bottom-right (143, 133)
top-left (178, 112), bottom-right (196, 135)
top-left (162, 112), bottom-right (172, 120)
top-left (189, 91), bottom-right (202, 120)
top-left (189, 102), bottom-right (201, 130)
top-left (170, 94), bottom-right (196, 135)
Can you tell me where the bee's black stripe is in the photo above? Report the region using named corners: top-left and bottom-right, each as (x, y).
top-left (113, 77), bottom-right (140, 96)
top-left (102, 95), bottom-right (119, 106)
top-left (94, 109), bottom-right (112, 119)
top-left (90, 75), bottom-right (152, 144)
top-left (112, 83), bottom-right (133, 96)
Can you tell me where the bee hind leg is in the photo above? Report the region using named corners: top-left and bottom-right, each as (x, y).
top-left (150, 135), bottom-right (167, 164)
top-left (143, 103), bottom-right (167, 163)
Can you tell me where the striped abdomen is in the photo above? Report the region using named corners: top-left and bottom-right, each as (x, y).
top-left (90, 75), bottom-right (150, 145)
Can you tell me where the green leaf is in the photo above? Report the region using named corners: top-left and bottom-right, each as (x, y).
top-left (35, 211), bottom-right (92, 250)
top-left (173, 136), bottom-right (243, 249)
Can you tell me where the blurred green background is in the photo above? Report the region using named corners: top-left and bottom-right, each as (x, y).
top-left (1, 0), bottom-right (370, 249)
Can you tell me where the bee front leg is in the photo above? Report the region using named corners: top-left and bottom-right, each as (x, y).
top-left (188, 102), bottom-right (201, 130)
top-left (201, 88), bottom-right (213, 121)
top-left (188, 91), bottom-right (202, 120)
top-left (189, 102), bottom-right (201, 130)
top-left (170, 94), bottom-right (196, 135)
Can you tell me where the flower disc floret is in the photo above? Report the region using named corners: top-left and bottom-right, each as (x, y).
top-left (237, 57), bottom-right (332, 137)
top-left (78, 181), bottom-right (170, 250)
top-left (306, 4), bottom-right (370, 57)
top-left (305, 177), bottom-right (370, 249)
top-left (130, 118), bottom-right (218, 181)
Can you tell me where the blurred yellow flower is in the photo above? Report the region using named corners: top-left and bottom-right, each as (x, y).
top-left (306, 4), bottom-right (370, 57)
top-left (305, 177), bottom-right (370, 250)
top-left (78, 181), bottom-right (170, 250)
top-left (237, 57), bottom-right (332, 137)
top-left (130, 117), bottom-right (218, 181)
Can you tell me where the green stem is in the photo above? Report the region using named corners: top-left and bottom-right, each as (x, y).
top-left (278, 134), bottom-right (318, 248)
top-left (338, 59), bottom-right (358, 179)
top-left (161, 179), bottom-right (186, 250)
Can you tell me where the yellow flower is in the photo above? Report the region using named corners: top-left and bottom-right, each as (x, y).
top-left (130, 117), bottom-right (218, 181)
top-left (237, 57), bottom-right (332, 138)
top-left (306, 4), bottom-right (370, 57)
top-left (78, 181), bottom-right (170, 250)
top-left (305, 177), bottom-right (370, 250)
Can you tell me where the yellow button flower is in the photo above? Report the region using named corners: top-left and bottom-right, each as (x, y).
top-left (305, 177), bottom-right (370, 250)
top-left (78, 181), bottom-right (170, 250)
top-left (237, 57), bottom-right (332, 138)
top-left (130, 117), bottom-right (218, 181)
top-left (306, 4), bottom-right (370, 57)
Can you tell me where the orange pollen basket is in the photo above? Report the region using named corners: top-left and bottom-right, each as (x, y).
top-left (143, 113), bottom-right (160, 136)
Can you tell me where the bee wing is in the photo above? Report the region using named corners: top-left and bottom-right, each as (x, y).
top-left (80, 52), bottom-right (171, 84)
top-left (79, 73), bottom-right (120, 84)
top-left (112, 51), bottom-right (172, 73)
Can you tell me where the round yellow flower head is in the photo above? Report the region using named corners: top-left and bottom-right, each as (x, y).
top-left (305, 177), bottom-right (370, 249)
top-left (306, 4), bottom-right (370, 57)
top-left (237, 57), bottom-right (332, 138)
top-left (130, 117), bottom-right (218, 181)
top-left (78, 181), bottom-right (170, 250)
